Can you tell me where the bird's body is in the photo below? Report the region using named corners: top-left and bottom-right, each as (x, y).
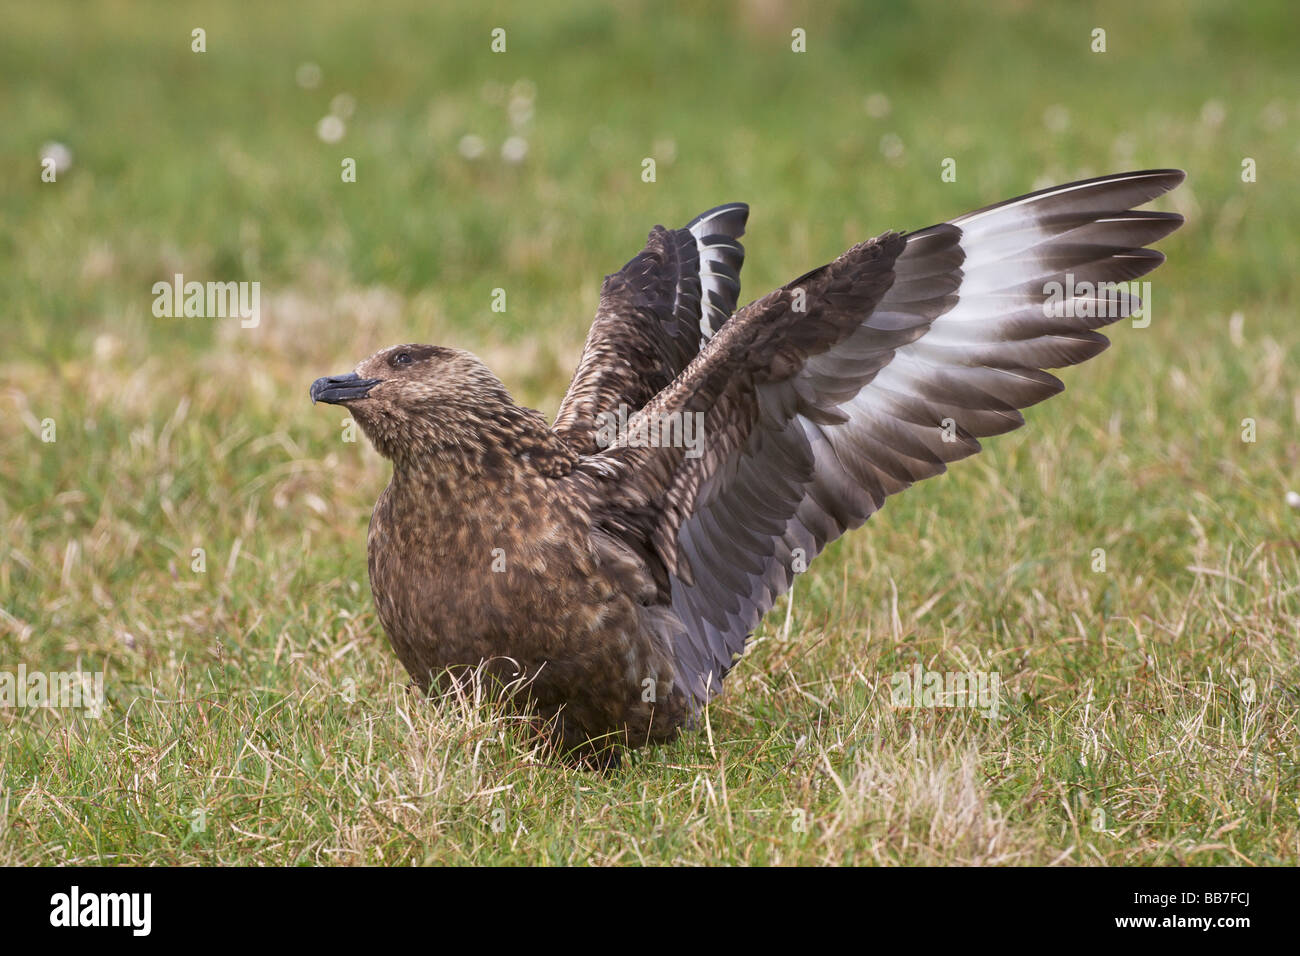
top-left (312, 170), bottom-right (1185, 759)
top-left (364, 409), bottom-right (691, 751)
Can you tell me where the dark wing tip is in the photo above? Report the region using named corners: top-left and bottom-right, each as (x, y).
top-left (952, 168), bottom-right (1188, 229)
top-left (687, 202), bottom-right (749, 240)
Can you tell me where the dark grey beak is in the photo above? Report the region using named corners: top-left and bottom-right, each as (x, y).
top-left (310, 373), bottom-right (381, 405)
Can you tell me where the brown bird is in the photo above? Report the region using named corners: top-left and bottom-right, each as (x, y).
top-left (311, 170), bottom-right (1184, 762)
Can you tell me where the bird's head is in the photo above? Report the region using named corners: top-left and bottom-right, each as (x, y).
top-left (310, 344), bottom-right (514, 463)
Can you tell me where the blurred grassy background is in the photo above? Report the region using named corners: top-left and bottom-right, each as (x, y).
top-left (1, 0), bottom-right (1297, 864)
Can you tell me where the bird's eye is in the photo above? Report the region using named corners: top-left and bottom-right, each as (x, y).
top-left (392, 351), bottom-right (412, 367)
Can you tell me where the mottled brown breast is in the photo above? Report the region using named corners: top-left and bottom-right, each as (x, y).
top-left (366, 465), bottom-right (688, 753)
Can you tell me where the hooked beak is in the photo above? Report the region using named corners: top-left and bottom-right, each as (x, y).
top-left (310, 373), bottom-right (381, 405)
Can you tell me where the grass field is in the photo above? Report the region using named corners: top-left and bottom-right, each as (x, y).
top-left (2, 0), bottom-right (1298, 865)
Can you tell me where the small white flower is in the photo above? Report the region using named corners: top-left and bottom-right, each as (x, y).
top-left (1286, 491), bottom-right (1300, 509)
top-left (864, 92), bottom-right (890, 118)
top-left (501, 136), bottom-right (529, 163)
top-left (316, 115), bottom-right (345, 143)
top-left (458, 134), bottom-right (486, 160)
top-left (40, 141), bottom-right (73, 174)
top-left (330, 93), bottom-right (356, 119)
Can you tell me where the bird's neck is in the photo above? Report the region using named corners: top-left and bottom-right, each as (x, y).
top-left (384, 405), bottom-right (578, 510)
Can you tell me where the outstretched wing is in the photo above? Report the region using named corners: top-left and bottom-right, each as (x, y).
top-left (584, 169), bottom-right (1185, 705)
top-left (552, 204), bottom-right (748, 455)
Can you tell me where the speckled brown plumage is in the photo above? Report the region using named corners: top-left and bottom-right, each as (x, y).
top-left (311, 171), bottom-right (1184, 761)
